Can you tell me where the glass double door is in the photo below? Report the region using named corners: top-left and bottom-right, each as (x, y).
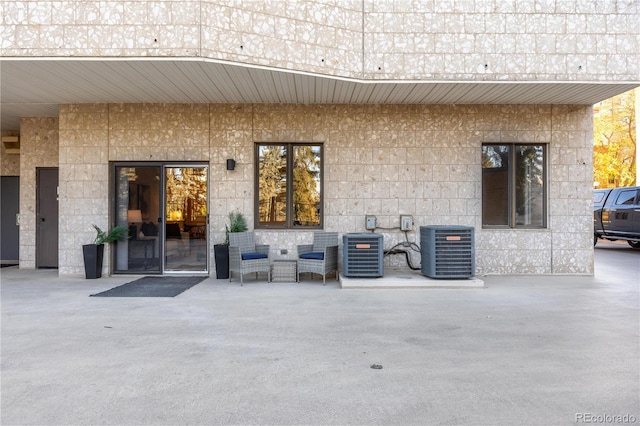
top-left (114, 164), bottom-right (208, 274)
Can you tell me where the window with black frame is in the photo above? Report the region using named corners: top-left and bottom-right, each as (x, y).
top-left (482, 144), bottom-right (547, 228)
top-left (256, 143), bottom-right (322, 229)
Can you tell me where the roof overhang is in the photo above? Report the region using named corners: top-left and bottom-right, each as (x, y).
top-left (2, 57), bottom-right (638, 131)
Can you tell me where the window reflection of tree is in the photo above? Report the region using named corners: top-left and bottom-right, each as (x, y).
top-left (165, 167), bottom-right (207, 223)
top-left (482, 144), bottom-right (545, 227)
top-left (258, 144), bottom-right (321, 227)
top-left (515, 146), bottom-right (544, 225)
top-left (481, 145), bottom-right (508, 169)
top-left (258, 146), bottom-right (287, 225)
top-left (293, 146), bottom-right (320, 226)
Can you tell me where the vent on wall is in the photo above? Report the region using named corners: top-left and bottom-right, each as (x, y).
top-left (420, 226), bottom-right (475, 279)
top-left (342, 233), bottom-right (384, 277)
top-left (2, 136), bottom-right (20, 154)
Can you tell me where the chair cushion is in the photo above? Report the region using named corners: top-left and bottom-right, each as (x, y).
top-left (300, 252), bottom-right (324, 260)
top-left (141, 222), bottom-right (158, 236)
top-left (166, 223), bottom-right (182, 239)
top-left (242, 252), bottom-right (268, 260)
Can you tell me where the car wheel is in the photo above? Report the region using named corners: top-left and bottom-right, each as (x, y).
top-left (594, 234), bottom-right (598, 246)
top-left (628, 240), bottom-right (640, 249)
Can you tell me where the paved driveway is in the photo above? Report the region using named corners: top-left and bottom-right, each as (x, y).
top-left (1, 243), bottom-right (638, 425)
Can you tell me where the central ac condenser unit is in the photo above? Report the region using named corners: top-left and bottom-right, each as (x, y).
top-left (420, 225), bottom-right (475, 278)
top-left (342, 233), bottom-right (384, 277)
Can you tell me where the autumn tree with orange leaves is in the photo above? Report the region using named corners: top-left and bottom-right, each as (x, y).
top-left (593, 89), bottom-right (637, 188)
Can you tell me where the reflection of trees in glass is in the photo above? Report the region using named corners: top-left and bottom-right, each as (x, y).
top-left (482, 144), bottom-right (545, 227)
top-left (258, 144), bottom-right (322, 227)
top-left (258, 146), bottom-right (286, 224)
top-left (482, 145), bottom-right (508, 169)
top-left (117, 168), bottom-right (133, 227)
top-left (482, 145), bottom-right (509, 225)
top-left (293, 146), bottom-right (320, 226)
top-left (166, 167), bottom-right (207, 221)
top-left (515, 146), bottom-right (543, 225)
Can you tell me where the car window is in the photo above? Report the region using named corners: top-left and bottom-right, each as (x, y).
top-left (594, 191), bottom-right (606, 203)
top-left (615, 190), bottom-right (637, 205)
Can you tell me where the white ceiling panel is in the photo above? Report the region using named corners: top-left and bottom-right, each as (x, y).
top-left (277, 74), bottom-right (293, 103)
top-left (1, 58), bottom-right (638, 130)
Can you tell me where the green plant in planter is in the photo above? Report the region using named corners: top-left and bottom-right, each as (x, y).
top-left (83, 224), bottom-right (128, 279)
top-left (225, 211), bottom-right (248, 244)
top-left (216, 211), bottom-right (248, 279)
top-left (92, 224), bottom-right (129, 245)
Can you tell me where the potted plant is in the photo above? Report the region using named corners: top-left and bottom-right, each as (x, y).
top-left (83, 224), bottom-right (128, 279)
top-left (214, 211), bottom-right (247, 279)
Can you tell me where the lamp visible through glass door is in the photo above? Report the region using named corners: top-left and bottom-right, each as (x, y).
top-left (128, 209), bottom-right (142, 239)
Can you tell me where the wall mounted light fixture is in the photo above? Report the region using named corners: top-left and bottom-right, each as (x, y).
top-left (226, 159), bottom-right (236, 170)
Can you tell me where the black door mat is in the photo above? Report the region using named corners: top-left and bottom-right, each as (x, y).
top-left (90, 276), bottom-right (207, 297)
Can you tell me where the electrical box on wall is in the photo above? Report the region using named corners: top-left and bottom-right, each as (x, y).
top-left (400, 215), bottom-right (413, 231)
top-left (365, 215), bottom-right (377, 230)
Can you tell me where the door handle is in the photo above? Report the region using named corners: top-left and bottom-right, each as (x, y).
top-left (39, 217), bottom-right (45, 222)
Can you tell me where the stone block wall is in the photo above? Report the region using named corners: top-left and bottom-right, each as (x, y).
top-left (53, 102), bottom-right (593, 276)
top-left (58, 103), bottom-right (211, 276)
top-left (58, 104), bottom-right (110, 275)
top-left (2, 1), bottom-right (637, 81)
top-left (548, 105), bottom-right (595, 274)
top-left (108, 103), bottom-right (210, 162)
top-left (363, 1), bottom-right (638, 81)
top-left (18, 117), bottom-right (58, 269)
top-left (201, 1), bottom-right (363, 78)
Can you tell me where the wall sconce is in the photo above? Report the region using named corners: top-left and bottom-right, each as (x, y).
top-left (226, 159), bottom-right (236, 170)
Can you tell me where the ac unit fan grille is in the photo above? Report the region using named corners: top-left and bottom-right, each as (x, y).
top-left (421, 226), bottom-right (475, 278)
top-left (343, 234), bottom-right (384, 277)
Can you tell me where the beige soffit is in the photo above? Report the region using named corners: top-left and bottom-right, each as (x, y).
top-left (1, 57), bottom-right (639, 131)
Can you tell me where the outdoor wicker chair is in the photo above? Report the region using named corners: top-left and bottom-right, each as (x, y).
top-left (297, 232), bottom-right (339, 284)
top-left (228, 231), bottom-right (271, 285)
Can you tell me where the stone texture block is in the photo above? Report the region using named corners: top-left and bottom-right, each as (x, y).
top-left (3, 1), bottom-right (637, 80)
top-left (22, 101), bottom-right (594, 275)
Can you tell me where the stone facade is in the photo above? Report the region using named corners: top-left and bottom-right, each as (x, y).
top-left (18, 117), bottom-right (59, 269)
top-left (3, 0), bottom-right (632, 276)
top-left (1, 1), bottom-right (637, 81)
top-left (363, 1), bottom-right (638, 81)
top-left (51, 103), bottom-right (593, 276)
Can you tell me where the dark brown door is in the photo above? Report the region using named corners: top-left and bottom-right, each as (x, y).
top-left (36, 168), bottom-right (58, 268)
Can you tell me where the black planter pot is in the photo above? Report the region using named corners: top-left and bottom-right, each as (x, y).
top-left (214, 244), bottom-right (229, 279)
top-left (82, 244), bottom-right (104, 279)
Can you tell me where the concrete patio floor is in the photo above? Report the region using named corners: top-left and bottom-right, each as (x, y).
top-left (340, 267), bottom-right (484, 288)
top-left (1, 242), bottom-right (638, 425)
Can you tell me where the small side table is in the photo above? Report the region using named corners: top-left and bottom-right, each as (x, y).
top-left (272, 259), bottom-right (298, 283)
